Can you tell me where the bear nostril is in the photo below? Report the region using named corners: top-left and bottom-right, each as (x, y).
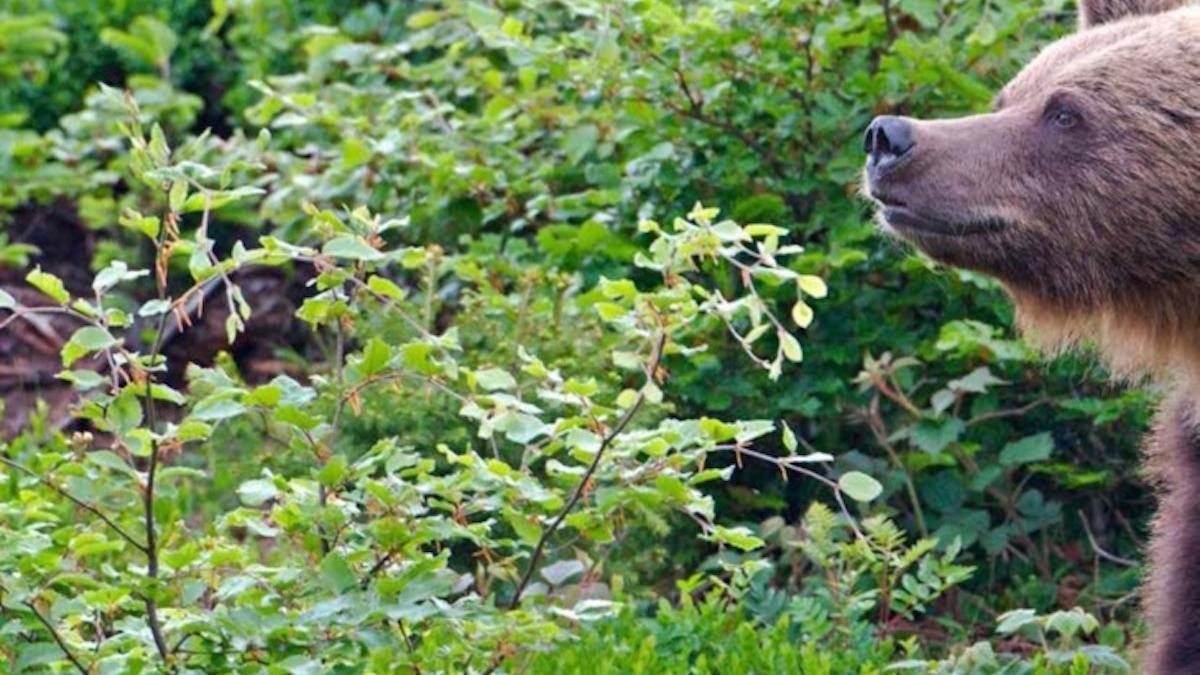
top-left (865, 115), bottom-right (915, 167)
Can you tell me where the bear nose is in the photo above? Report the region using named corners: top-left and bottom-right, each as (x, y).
top-left (864, 115), bottom-right (915, 171)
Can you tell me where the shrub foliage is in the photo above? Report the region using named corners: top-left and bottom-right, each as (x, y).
top-left (0, 0), bottom-right (1146, 672)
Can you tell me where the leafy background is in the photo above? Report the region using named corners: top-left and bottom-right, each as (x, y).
top-left (0, 0), bottom-right (1154, 672)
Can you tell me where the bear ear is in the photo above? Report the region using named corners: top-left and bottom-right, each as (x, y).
top-left (1078, 0), bottom-right (1182, 27)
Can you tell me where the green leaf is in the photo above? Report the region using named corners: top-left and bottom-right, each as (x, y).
top-left (192, 392), bottom-right (247, 421)
top-left (59, 369), bottom-right (106, 390)
top-left (169, 180), bottom-right (188, 212)
top-left (341, 136), bottom-right (372, 169)
top-left (16, 643), bottom-right (64, 670)
top-left (317, 455), bottom-right (348, 487)
top-left (563, 124), bottom-right (599, 164)
top-left (999, 432), bottom-right (1054, 467)
top-left (779, 332), bottom-right (803, 362)
top-left (596, 33), bottom-right (619, 65)
top-left (615, 388), bottom-right (639, 409)
top-left (781, 421), bottom-right (798, 452)
top-left (107, 389), bottom-right (143, 434)
top-left (494, 412), bottom-right (546, 443)
top-left (366, 275), bottom-right (407, 302)
top-left (910, 417), bottom-right (965, 455)
top-left (119, 211), bottom-right (160, 240)
top-left (838, 471), bottom-right (883, 502)
top-left (706, 525), bottom-right (764, 551)
top-left (138, 299), bottom-right (172, 317)
top-left (176, 419), bottom-right (212, 442)
top-left (180, 186), bottom-right (265, 213)
top-left (930, 389), bottom-right (957, 414)
top-left (996, 608), bottom-right (1039, 635)
top-left (323, 235), bottom-right (383, 261)
top-left (360, 338), bottom-right (393, 377)
top-left (27, 267), bottom-right (69, 304)
top-left (275, 405), bottom-right (321, 431)
top-left (237, 479), bottom-right (279, 506)
top-left (565, 428), bottom-right (602, 455)
top-left (506, 511), bottom-right (542, 545)
top-left (540, 559), bottom-right (585, 586)
top-left (319, 553), bottom-right (357, 593)
top-left (594, 302), bottom-right (626, 321)
top-left (407, 10), bottom-right (442, 29)
top-left (791, 301), bottom-right (814, 328)
top-left (797, 275), bottom-right (828, 299)
top-left (62, 326), bottom-right (120, 366)
top-left (87, 450), bottom-right (134, 476)
top-left (100, 16), bottom-right (176, 67)
top-left (245, 384), bottom-right (282, 407)
top-left (611, 350), bottom-right (640, 371)
top-left (744, 224), bottom-right (788, 238)
top-left (654, 475), bottom-right (691, 502)
top-left (952, 366), bottom-right (1005, 393)
top-left (466, 1), bottom-right (501, 30)
top-left (476, 367), bottom-right (516, 391)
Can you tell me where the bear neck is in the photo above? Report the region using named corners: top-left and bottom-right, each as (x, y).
top-left (1007, 283), bottom-right (1200, 385)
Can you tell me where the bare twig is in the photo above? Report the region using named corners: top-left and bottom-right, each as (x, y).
top-left (965, 398), bottom-right (1051, 427)
top-left (0, 305), bottom-right (90, 332)
top-left (864, 370), bottom-right (922, 417)
top-left (1078, 510), bottom-right (1139, 568)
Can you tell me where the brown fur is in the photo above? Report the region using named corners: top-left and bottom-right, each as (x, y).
top-left (1145, 391), bottom-right (1200, 672)
top-left (1080, 0), bottom-right (1183, 26)
top-left (864, 1), bottom-right (1200, 672)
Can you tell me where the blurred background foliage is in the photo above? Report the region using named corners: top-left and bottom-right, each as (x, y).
top-left (0, 0), bottom-right (1153, 671)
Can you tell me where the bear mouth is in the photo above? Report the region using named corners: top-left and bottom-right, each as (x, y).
top-left (877, 201), bottom-right (1007, 238)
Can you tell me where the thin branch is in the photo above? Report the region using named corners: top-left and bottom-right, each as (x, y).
top-left (139, 202), bottom-right (175, 664)
top-left (346, 275), bottom-right (444, 347)
top-left (0, 456), bottom-right (147, 553)
top-left (171, 631), bottom-right (199, 654)
top-left (1078, 510), bottom-right (1139, 568)
top-left (398, 621), bottom-right (423, 675)
top-left (709, 445), bottom-right (865, 542)
top-left (0, 305), bottom-right (91, 332)
top-left (864, 370), bottom-right (922, 417)
top-left (0, 585), bottom-right (90, 675)
top-left (361, 552), bottom-right (394, 590)
top-left (861, 397), bottom-right (928, 537)
top-left (26, 600), bottom-right (89, 675)
top-left (966, 398), bottom-right (1051, 427)
top-left (507, 331), bottom-right (668, 610)
top-left (319, 314), bottom-right (349, 557)
top-left (140, 430), bottom-right (169, 661)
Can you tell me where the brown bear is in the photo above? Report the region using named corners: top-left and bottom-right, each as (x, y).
top-left (864, 1), bottom-right (1200, 672)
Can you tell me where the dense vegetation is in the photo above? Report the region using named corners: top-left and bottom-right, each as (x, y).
top-left (0, 0), bottom-right (1150, 672)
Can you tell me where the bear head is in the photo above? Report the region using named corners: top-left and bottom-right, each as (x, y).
top-left (864, 0), bottom-right (1200, 378)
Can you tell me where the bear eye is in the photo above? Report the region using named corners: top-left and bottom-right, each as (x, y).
top-left (1049, 107), bottom-right (1081, 131)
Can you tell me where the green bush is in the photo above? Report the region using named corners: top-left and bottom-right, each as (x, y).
top-left (0, 0), bottom-right (1150, 671)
